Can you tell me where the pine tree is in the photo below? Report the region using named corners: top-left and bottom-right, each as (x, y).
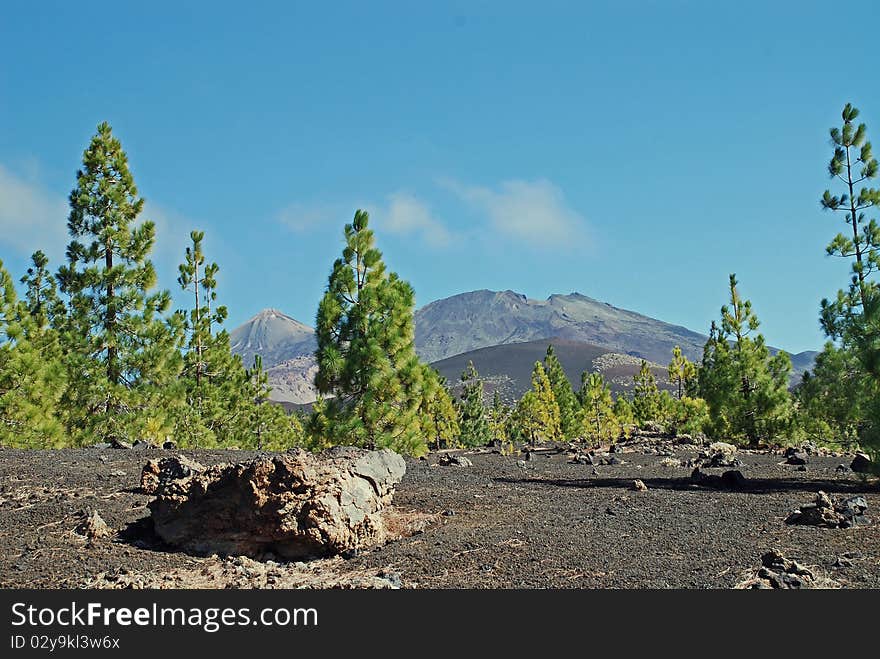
top-left (171, 231), bottom-right (287, 448)
top-left (543, 345), bottom-right (580, 439)
top-left (20, 251), bottom-right (65, 328)
top-left (420, 369), bottom-right (460, 450)
top-left (513, 361), bottom-right (561, 444)
top-left (456, 361), bottom-right (491, 447)
top-left (0, 259), bottom-right (66, 447)
top-left (579, 371), bottom-right (618, 445)
top-left (698, 274), bottom-right (792, 444)
top-left (632, 360), bottom-right (663, 428)
top-left (314, 209), bottom-right (430, 455)
top-left (796, 342), bottom-right (870, 446)
top-left (668, 345), bottom-right (696, 400)
top-left (820, 103), bottom-right (880, 346)
top-left (613, 395), bottom-right (635, 440)
top-left (56, 122), bottom-right (182, 443)
top-left (488, 390), bottom-right (513, 452)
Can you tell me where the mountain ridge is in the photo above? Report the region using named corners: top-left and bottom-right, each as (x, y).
top-left (229, 289), bottom-right (818, 404)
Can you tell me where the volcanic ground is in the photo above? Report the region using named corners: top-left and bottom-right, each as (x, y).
top-left (1, 441), bottom-right (878, 589)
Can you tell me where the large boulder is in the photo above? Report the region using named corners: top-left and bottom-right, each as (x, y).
top-left (147, 447), bottom-right (406, 560)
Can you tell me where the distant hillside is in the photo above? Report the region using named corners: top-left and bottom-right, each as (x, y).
top-left (229, 308), bottom-right (316, 370)
top-left (415, 290), bottom-right (708, 364)
top-left (231, 290), bottom-right (818, 405)
top-left (432, 337), bottom-right (671, 403)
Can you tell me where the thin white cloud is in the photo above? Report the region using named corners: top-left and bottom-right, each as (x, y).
top-left (0, 162), bottom-right (194, 281)
top-left (277, 202), bottom-right (343, 233)
top-left (0, 164), bottom-right (69, 260)
top-left (442, 178), bottom-right (589, 248)
top-left (379, 192), bottom-right (452, 247)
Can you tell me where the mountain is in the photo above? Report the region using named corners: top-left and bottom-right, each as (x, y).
top-left (230, 290), bottom-right (818, 405)
top-left (415, 289), bottom-right (710, 364)
top-left (431, 337), bottom-right (672, 403)
top-left (229, 308), bottom-right (316, 370)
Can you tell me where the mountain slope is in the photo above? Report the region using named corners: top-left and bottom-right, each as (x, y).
top-left (432, 338), bottom-right (671, 402)
top-left (229, 308), bottom-right (316, 370)
top-left (415, 289), bottom-right (709, 364)
top-left (231, 290), bottom-right (818, 405)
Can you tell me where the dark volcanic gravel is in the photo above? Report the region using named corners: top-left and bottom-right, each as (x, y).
top-left (1, 444), bottom-right (878, 589)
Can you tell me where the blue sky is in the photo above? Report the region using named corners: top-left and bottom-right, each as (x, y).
top-left (1, 0), bottom-right (878, 354)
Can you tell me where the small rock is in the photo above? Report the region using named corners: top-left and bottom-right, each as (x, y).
top-left (442, 509), bottom-right (456, 517)
top-left (109, 470), bottom-right (127, 477)
top-left (721, 470), bottom-right (747, 489)
top-left (836, 464), bottom-right (849, 474)
top-left (439, 454), bottom-right (473, 467)
top-left (796, 465), bottom-right (807, 472)
top-left (74, 510), bottom-right (111, 539)
top-left (785, 452), bottom-right (808, 466)
top-left (631, 479), bottom-right (648, 492)
top-left (132, 439), bottom-right (157, 450)
top-left (851, 452), bottom-right (873, 473)
top-left (110, 439), bottom-right (131, 450)
top-left (162, 440), bottom-right (177, 450)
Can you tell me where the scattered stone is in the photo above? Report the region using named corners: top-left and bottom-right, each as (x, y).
top-left (74, 510), bottom-right (111, 540)
top-left (148, 447), bottom-right (406, 560)
top-left (140, 455), bottom-right (206, 495)
top-left (162, 440), bottom-right (177, 450)
top-left (698, 442), bottom-right (741, 468)
top-left (516, 460), bottom-right (527, 469)
top-left (109, 470), bottom-right (127, 477)
top-left (851, 452), bottom-right (873, 473)
top-left (524, 451), bottom-right (534, 461)
top-left (836, 464), bottom-right (849, 474)
top-left (675, 434), bottom-right (695, 445)
top-left (442, 510), bottom-right (456, 517)
top-left (784, 448), bottom-right (808, 465)
top-left (659, 457), bottom-right (682, 468)
top-left (609, 443), bottom-right (622, 454)
top-left (691, 467), bottom-right (747, 489)
top-left (110, 439), bottom-right (131, 450)
top-left (785, 491), bottom-right (871, 528)
top-left (631, 479), bottom-right (648, 492)
top-left (439, 454), bottom-right (473, 467)
top-left (132, 439), bottom-right (157, 450)
top-left (569, 453), bottom-right (594, 465)
top-left (796, 465), bottom-right (807, 472)
top-left (720, 470), bottom-right (747, 489)
top-left (736, 549), bottom-right (840, 589)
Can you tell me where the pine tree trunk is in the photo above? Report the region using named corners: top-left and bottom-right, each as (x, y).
top-left (105, 241), bottom-right (117, 385)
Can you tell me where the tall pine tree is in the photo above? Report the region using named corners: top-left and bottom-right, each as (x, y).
top-left (56, 122), bottom-right (182, 444)
top-left (698, 274), bottom-right (792, 445)
top-left (314, 210), bottom-right (430, 455)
